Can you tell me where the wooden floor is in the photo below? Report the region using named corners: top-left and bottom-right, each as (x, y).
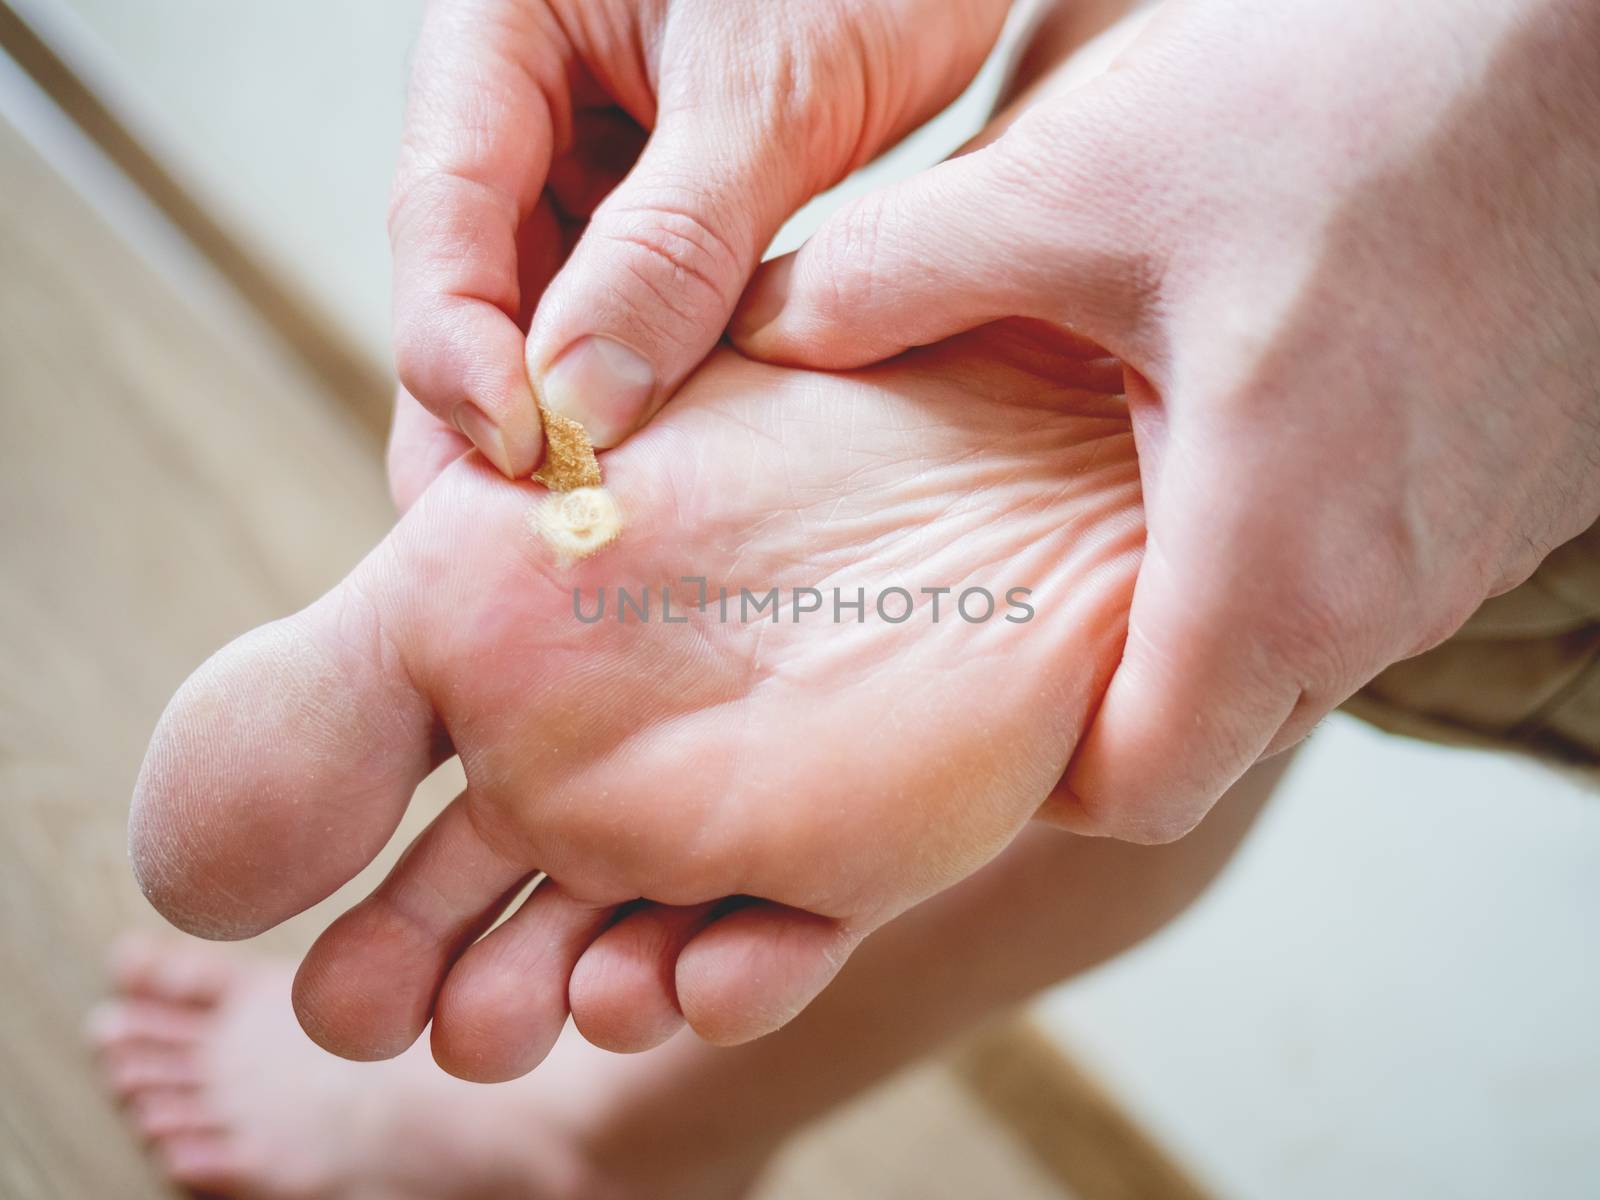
top-left (0, 96), bottom-right (1203, 1200)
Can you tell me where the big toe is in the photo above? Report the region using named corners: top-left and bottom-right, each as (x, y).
top-left (130, 574), bottom-right (439, 941)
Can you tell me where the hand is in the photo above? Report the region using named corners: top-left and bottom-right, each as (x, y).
top-left (391, 0), bottom-right (1010, 477)
top-left (132, 322), bottom-right (1141, 1078)
top-left (732, 0), bottom-right (1600, 841)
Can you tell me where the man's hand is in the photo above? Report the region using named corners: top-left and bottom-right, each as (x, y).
top-left (732, 0), bottom-right (1600, 840)
top-left (391, 0), bottom-right (1010, 476)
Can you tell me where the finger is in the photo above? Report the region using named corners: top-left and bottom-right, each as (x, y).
top-left (674, 901), bottom-right (862, 1046)
top-left (387, 387), bottom-right (469, 515)
top-left (731, 96), bottom-right (1159, 372)
top-left (389, 0), bottom-right (571, 476)
top-left (567, 902), bottom-right (716, 1053)
top-left (546, 108), bottom-right (649, 222)
top-left (430, 880), bottom-right (616, 1082)
top-left (524, 108), bottom-right (817, 450)
top-left (291, 792), bottom-right (534, 1062)
top-left (389, 188), bottom-right (580, 515)
top-left (1037, 399), bottom-right (1324, 842)
top-left (1038, 561), bottom-right (1300, 842)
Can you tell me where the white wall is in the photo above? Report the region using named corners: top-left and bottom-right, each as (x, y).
top-left (29, 0), bottom-right (1025, 361)
top-left (33, 3), bottom-right (1600, 1195)
top-left (1040, 717), bottom-right (1600, 1199)
top-left (28, 0), bottom-right (423, 355)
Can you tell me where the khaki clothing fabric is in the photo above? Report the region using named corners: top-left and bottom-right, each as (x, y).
top-left (1344, 522), bottom-right (1600, 773)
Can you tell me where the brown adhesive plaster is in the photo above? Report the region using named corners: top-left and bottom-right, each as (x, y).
top-left (531, 406), bottom-right (622, 561)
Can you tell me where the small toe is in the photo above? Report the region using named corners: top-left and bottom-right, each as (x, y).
top-left (568, 902), bottom-right (715, 1053)
top-left (131, 1090), bottom-right (222, 1142)
top-left (157, 1132), bottom-right (247, 1194)
top-left (431, 881), bottom-right (616, 1082)
top-left (102, 1045), bottom-right (200, 1101)
top-left (292, 792), bottom-right (534, 1063)
top-left (86, 997), bottom-right (206, 1054)
top-left (675, 902), bottom-right (861, 1046)
top-left (108, 934), bottom-right (230, 1007)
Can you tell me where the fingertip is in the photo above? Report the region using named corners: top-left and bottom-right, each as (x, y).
top-left (728, 251), bottom-right (897, 371)
top-left (450, 400), bottom-right (525, 478)
top-left (728, 253), bottom-right (795, 352)
top-left (1034, 778), bottom-right (1202, 844)
top-left (387, 387), bottom-right (470, 514)
top-left (392, 292), bottom-right (543, 478)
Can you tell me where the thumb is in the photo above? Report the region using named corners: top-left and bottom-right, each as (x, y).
top-left (730, 107), bottom-right (1156, 370)
top-left (524, 115), bottom-right (811, 449)
top-left (1037, 393), bottom-right (1362, 842)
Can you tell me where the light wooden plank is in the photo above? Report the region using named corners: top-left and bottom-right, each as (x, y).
top-left (0, 108), bottom-right (406, 1198)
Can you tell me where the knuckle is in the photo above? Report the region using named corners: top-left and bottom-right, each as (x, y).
top-left (813, 196), bottom-right (894, 319)
top-left (390, 315), bottom-right (445, 404)
top-left (388, 167), bottom-right (517, 261)
top-left (387, 167), bottom-right (451, 243)
top-left (1260, 579), bottom-right (1374, 695)
top-left (998, 99), bottom-right (1168, 306)
top-left (590, 194), bottom-right (752, 333)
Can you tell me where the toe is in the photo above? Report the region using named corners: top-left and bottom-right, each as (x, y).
top-left (568, 902), bottom-right (715, 1053)
top-left (131, 1090), bottom-right (222, 1142)
top-left (129, 571), bottom-right (439, 942)
top-left (157, 1133), bottom-right (247, 1194)
top-left (431, 881), bottom-right (616, 1082)
top-left (86, 996), bottom-right (206, 1054)
top-left (107, 934), bottom-right (231, 1007)
top-left (292, 792), bottom-right (534, 1062)
top-left (102, 1045), bottom-right (200, 1102)
top-left (675, 903), bottom-right (862, 1045)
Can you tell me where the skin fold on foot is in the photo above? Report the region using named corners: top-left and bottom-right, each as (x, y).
top-left (128, 321), bottom-right (1143, 1081)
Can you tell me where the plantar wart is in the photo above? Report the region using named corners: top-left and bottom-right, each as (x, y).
top-left (535, 487), bottom-right (623, 561)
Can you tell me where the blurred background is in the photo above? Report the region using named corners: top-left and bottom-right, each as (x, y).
top-left (1, 2), bottom-right (1596, 1197)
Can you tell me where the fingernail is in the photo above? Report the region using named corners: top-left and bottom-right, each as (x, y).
top-left (537, 336), bottom-right (655, 449)
top-left (452, 401), bottom-right (513, 476)
top-left (732, 255), bottom-right (795, 343)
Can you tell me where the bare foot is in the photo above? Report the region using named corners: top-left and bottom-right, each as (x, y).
top-left (129, 323), bottom-right (1141, 1078)
top-left (90, 936), bottom-right (765, 1199)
